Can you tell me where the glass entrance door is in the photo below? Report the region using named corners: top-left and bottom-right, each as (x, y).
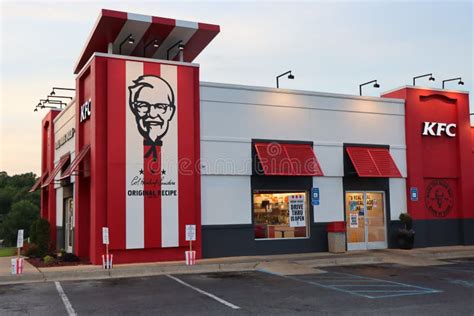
top-left (345, 191), bottom-right (387, 250)
top-left (64, 198), bottom-right (74, 253)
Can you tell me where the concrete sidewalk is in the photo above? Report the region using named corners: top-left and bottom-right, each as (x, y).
top-left (1, 245), bottom-right (473, 285)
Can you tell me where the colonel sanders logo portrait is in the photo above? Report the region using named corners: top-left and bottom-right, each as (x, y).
top-left (128, 75), bottom-right (175, 158)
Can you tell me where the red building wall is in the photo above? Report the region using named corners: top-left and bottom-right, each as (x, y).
top-left (40, 110), bottom-right (60, 249)
top-left (382, 88), bottom-right (474, 222)
top-left (74, 55), bottom-right (201, 264)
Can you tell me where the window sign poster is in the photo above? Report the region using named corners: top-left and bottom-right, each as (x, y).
top-left (289, 195), bottom-right (306, 227)
top-left (350, 214), bottom-right (358, 228)
top-left (350, 201), bottom-right (357, 212)
top-left (359, 207), bottom-right (365, 216)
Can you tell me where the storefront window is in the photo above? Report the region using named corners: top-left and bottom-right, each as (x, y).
top-left (253, 191), bottom-right (309, 239)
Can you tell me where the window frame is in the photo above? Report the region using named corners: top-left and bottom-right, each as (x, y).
top-left (252, 189), bottom-right (311, 241)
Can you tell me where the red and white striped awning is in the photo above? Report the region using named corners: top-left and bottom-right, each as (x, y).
top-left (74, 9), bottom-right (220, 74)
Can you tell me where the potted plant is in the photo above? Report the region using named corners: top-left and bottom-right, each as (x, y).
top-left (398, 212), bottom-right (415, 249)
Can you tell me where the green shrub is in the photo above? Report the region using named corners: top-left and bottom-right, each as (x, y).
top-left (29, 220), bottom-right (38, 244)
top-left (399, 212), bottom-right (413, 230)
top-left (29, 218), bottom-right (50, 257)
top-left (25, 243), bottom-right (39, 258)
top-left (62, 252), bottom-right (80, 262)
top-left (43, 255), bottom-right (55, 265)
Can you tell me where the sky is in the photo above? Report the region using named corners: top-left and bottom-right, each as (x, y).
top-left (0, 0), bottom-right (472, 176)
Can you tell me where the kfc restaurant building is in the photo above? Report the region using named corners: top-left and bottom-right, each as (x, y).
top-left (30, 9), bottom-right (474, 265)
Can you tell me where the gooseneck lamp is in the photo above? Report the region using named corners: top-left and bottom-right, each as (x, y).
top-left (276, 70), bottom-right (294, 88)
top-left (413, 73), bottom-right (435, 86)
top-left (39, 99), bottom-right (67, 109)
top-left (50, 87), bottom-right (75, 95)
top-left (47, 95), bottom-right (73, 100)
top-left (166, 40), bottom-right (183, 60)
top-left (119, 34), bottom-right (135, 55)
top-left (359, 80), bottom-right (380, 96)
top-left (442, 77), bottom-right (464, 89)
top-left (143, 39), bottom-right (160, 57)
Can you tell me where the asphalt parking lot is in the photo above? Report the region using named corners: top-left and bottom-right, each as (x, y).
top-left (1, 258), bottom-right (473, 315)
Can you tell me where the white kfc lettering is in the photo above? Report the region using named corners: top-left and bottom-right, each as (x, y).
top-left (422, 122), bottom-right (437, 136)
top-left (436, 123), bottom-right (447, 136)
top-left (80, 99), bottom-right (92, 123)
top-left (446, 124), bottom-right (456, 137)
top-left (422, 122), bottom-right (456, 137)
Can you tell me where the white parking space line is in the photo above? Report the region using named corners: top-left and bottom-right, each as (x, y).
top-left (166, 274), bottom-right (240, 310)
top-left (54, 281), bottom-right (77, 316)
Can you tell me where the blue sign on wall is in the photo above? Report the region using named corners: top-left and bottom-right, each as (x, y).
top-left (312, 187), bottom-right (320, 206)
top-left (410, 187), bottom-right (418, 201)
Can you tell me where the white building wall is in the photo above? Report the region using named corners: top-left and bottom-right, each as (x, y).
top-left (56, 187), bottom-right (63, 228)
top-left (200, 82), bottom-right (407, 226)
top-left (53, 101), bottom-right (76, 229)
top-left (389, 178), bottom-right (408, 221)
top-left (201, 175), bottom-right (251, 225)
top-left (312, 177), bottom-right (344, 222)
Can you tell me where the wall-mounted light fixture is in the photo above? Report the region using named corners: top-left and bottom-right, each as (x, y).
top-left (413, 73), bottom-right (435, 86)
top-left (47, 95), bottom-right (73, 100)
top-left (143, 39), bottom-right (160, 57)
top-left (276, 70), bottom-right (294, 88)
top-left (39, 99), bottom-right (67, 109)
top-left (442, 77), bottom-right (464, 89)
top-left (50, 87), bottom-right (75, 96)
top-left (119, 34), bottom-right (135, 55)
top-left (167, 40), bottom-right (183, 60)
top-left (359, 80), bottom-right (380, 96)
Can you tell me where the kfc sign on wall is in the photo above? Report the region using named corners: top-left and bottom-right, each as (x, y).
top-left (80, 99), bottom-right (92, 123)
top-left (422, 122), bottom-right (456, 137)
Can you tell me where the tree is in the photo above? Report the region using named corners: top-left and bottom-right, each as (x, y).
top-left (0, 190), bottom-right (13, 215)
top-left (0, 200), bottom-right (39, 246)
top-left (0, 171), bottom-right (40, 216)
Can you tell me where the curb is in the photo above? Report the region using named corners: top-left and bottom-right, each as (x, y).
top-left (1, 247), bottom-right (472, 285)
top-left (0, 262), bottom-right (259, 285)
top-left (296, 255), bottom-right (382, 268)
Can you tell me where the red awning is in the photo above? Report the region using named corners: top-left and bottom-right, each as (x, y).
top-left (29, 172), bottom-right (49, 192)
top-left (41, 154), bottom-right (71, 188)
top-left (255, 143), bottom-right (324, 176)
top-left (60, 145), bottom-right (91, 180)
top-left (346, 147), bottom-right (402, 178)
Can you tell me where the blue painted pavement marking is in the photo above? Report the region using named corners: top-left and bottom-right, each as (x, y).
top-left (437, 266), bottom-right (474, 274)
top-left (257, 270), bottom-right (442, 299)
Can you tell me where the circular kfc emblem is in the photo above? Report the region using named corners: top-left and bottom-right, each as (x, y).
top-left (425, 180), bottom-right (454, 217)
